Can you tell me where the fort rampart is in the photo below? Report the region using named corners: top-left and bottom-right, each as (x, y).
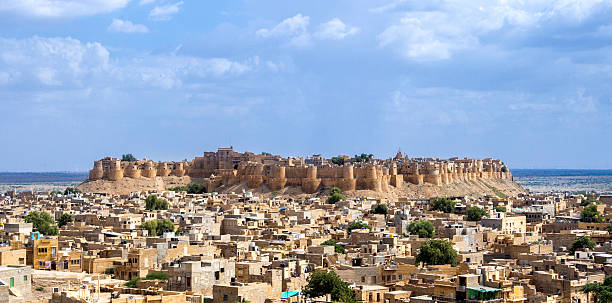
top-left (88, 148), bottom-right (512, 193)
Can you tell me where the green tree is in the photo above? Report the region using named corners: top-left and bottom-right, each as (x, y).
top-left (581, 275), bottom-right (612, 303)
top-left (175, 226), bottom-right (185, 235)
top-left (121, 154), bottom-right (137, 162)
top-left (581, 204), bottom-right (603, 223)
top-left (261, 152), bottom-right (272, 156)
top-left (494, 206), bottom-right (506, 213)
top-left (347, 221), bottom-right (371, 234)
top-left (331, 157), bottom-right (345, 165)
top-left (303, 270), bottom-right (357, 303)
top-left (581, 199), bottom-right (599, 207)
top-left (63, 187), bottom-right (80, 195)
top-left (24, 211), bottom-right (59, 236)
top-left (168, 185), bottom-right (187, 192)
top-left (416, 239), bottom-right (458, 266)
top-left (466, 206), bottom-right (487, 221)
top-left (125, 277), bottom-right (141, 288)
top-left (430, 197), bottom-right (455, 213)
top-left (321, 240), bottom-right (345, 254)
top-left (186, 183), bottom-right (206, 194)
top-left (570, 236), bottom-right (596, 254)
top-left (141, 219), bottom-right (175, 237)
top-left (145, 195), bottom-right (169, 210)
top-left (501, 166), bottom-right (508, 173)
top-left (372, 204), bottom-right (389, 215)
top-left (327, 187), bottom-right (345, 204)
top-left (58, 213), bottom-right (74, 228)
top-left (607, 224), bottom-right (612, 234)
top-left (353, 153), bottom-right (374, 163)
top-left (145, 272), bottom-right (168, 280)
top-left (407, 220), bottom-right (435, 238)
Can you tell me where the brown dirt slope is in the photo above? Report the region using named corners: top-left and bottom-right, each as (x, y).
top-left (78, 176), bottom-right (525, 199)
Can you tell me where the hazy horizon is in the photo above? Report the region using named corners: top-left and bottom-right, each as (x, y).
top-left (2, 1), bottom-right (612, 171)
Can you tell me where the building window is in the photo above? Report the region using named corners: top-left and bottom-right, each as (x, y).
top-left (24, 275), bottom-right (27, 281)
top-left (9, 277), bottom-right (14, 287)
top-left (223, 295), bottom-right (228, 301)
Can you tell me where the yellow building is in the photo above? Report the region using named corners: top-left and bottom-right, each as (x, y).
top-left (30, 238), bottom-right (59, 270)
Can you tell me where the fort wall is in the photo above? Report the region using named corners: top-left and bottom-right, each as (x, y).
top-left (87, 148), bottom-right (512, 193)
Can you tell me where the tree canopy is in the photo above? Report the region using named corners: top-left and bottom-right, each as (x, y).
top-left (24, 211), bottom-right (59, 236)
top-left (430, 197), bottom-right (455, 213)
top-left (302, 270), bottom-right (357, 303)
top-left (145, 195), bottom-right (169, 210)
top-left (321, 239), bottom-right (345, 254)
top-left (331, 157), bottom-right (345, 165)
top-left (63, 187), bottom-right (80, 195)
top-left (121, 154), bottom-right (137, 162)
top-left (416, 239), bottom-right (458, 266)
top-left (581, 275), bottom-right (612, 303)
top-left (327, 187), bottom-right (345, 204)
top-left (353, 153), bottom-right (374, 163)
top-left (494, 206), bottom-right (506, 213)
top-left (186, 183), bottom-right (206, 194)
top-left (570, 236), bottom-right (596, 254)
top-left (347, 221), bottom-right (372, 234)
top-left (58, 213), bottom-right (74, 228)
top-left (581, 204), bottom-right (603, 223)
top-left (407, 220), bottom-right (435, 238)
top-left (141, 219), bottom-right (174, 237)
top-left (466, 206), bottom-right (487, 221)
top-left (581, 199), bottom-right (599, 207)
top-left (372, 204), bottom-right (389, 215)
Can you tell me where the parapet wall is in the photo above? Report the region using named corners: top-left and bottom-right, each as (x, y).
top-left (88, 153), bottom-right (512, 193)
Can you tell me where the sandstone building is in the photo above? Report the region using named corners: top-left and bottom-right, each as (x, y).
top-left (87, 147), bottom-right (512, 193)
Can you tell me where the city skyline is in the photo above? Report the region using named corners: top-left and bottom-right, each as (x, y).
top-left (2, 1), bottom-right (612, 171)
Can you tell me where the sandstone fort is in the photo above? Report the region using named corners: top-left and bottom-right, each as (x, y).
top-left (87, 147), bottom-right (512, 193)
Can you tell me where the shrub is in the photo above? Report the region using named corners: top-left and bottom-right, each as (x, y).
top-left (347, 221), bottom-right (371, 234)
top-left (327, 187), bottom-right (345, 204)
top-left (331, 157), bottom-right (345, 165)
top-left (494, 206), bottom-right (506, 213)
top-left (372, 204), bottom-right (389, 215)
top-left (321, 239), bottom-right (345, 254)
top-left (303, 270), bottom-right (357, 303)
top-left (24, 211), bottom-right (59, 236)
top-left (430, 197), bottom-right (455, 213)
top-left (466, 206), bottom-right (487, 221)
top-left (407, 220), bottom-right (434, 238)
top-left (145, 195), bottom-right (169, 210)
top-left (58, 213), bottom-right (74, 228)
top-left (581, 204), bottom-right (603, 223)
top-left (145, 272), bottom-right (168, 280)
top-left (141, 219), bottom-right (174, 237)
top-left (416, 239), bottom-right (458, 267)
top-left (570, 236), bottom-right (596, 254)
top-left (121, 154), bottom-right (137, 162)
top-left (186, 183), bottom-right (206, 194)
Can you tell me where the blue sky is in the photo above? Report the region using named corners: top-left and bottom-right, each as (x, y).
top-left (1, 0), bottom-right (611, 171)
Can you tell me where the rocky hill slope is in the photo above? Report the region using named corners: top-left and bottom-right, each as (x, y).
top-left (78, 176), bottom-right (525, 199)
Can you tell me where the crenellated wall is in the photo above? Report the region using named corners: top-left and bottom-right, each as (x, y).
top-left (87, 150), bottom-right (512, 193)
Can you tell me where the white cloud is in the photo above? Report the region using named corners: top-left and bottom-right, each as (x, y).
top-left (376, 0), bottom-right (612, 61)
top-left (256, 14), bottom-right (311, 47)
top-left (108, 19), bottom-right (149, 34)
top-left (139, 0), bottom-right (155, 5)
top-left (0, 36), bottom-right (254, 91)
top-left (149, 1), bottom-right (183, 21)
top-left (314, 18), bottom-right (359, 40)
top-left (0, 0), bottom-right (129, 18)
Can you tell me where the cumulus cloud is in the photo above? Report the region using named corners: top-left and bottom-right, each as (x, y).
top-left (0, 0), bottom-right (129, 18)
top-left (314, 18), bottom-right (359, 40)
top-left (256, 14), bottom-right (311, 47)
top-left (257, 14), bottom-right (359, 46)
top-left (149, 1), bottom-right (183, 21)
top-left (139, 0), bottom-right (155, 5)
top-left (108, 19), bottom-right (149, 34)
top-left (376, 0), bottom-right (612, 61)
top-left (0, 36), bottom-right (254, 90)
